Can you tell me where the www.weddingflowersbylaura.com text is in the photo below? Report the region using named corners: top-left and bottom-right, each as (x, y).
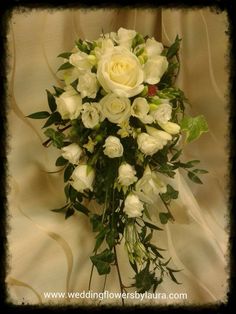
top-left (43, 290), bottom-right (188, 301)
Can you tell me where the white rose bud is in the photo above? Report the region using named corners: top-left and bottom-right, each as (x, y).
top-left (145, 38), bottom-right (164, 58)
top-left (144, 55), bottom-right (168, 85)
top-left (146, 126), bottom-right (172, 148)
top-left (61, 143), bottom-right (82, 164)
top-left (124, 194), bottom-right (144, 218)
top-left (131, 97), bottom-right (153, 124)
top-left (56, 89), bottom-right (82, 120)
top-left (77, 71), bottom-right (99, 99)
top-left (117, 27), bottom-right (136, 49)
top-left (135, 165), bottom-right (167, 204)
top-left (81, 102), bottom-right (100, 129)
top-left (151, 103), bottom-right (172, 124)
top-left (97, 46), bottom-right (144, 98)
top-left (69, 51), bottom-right (93, 73)
top-left (103, 136), bottom-right (123, 158)
top-left (137, 133), bottom-right (161, 156)
top-left (118, 163), bottom-right (138, 186)
top-left (158, 121), bottom-right (181, 135)
top-left (71, 165), bottom-right (95, 192)
top-left (100, 93), bottom-right (131, 124)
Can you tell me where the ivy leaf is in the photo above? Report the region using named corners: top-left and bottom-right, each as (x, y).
top-left (57, 62), bottom-right (74, 72)
top-left (181, 115), bottom-right (208, 143)
top-left (55, 156), bottom-right (68, 167)
top-left (187, 171), bottom-right (203, 184)
top-left (57, 52), bottom-right (72, 59)
top-left (42, 112), bottom-right (62, 128)
top-left (135, 263), bottom-right (155, 293)
top-left (44, 128), bottom-right (65, 148)
top-left (160, 184), bottom-right (179, 204)
top-left (159, 212), bottom-right (172, 224)
top-left (90, 249), bottom-right (115, 275)
top-left (74, 201), bottom-right (89, 216)
top-left (27, 111), bottom-right (50, 119)
top-left (65, 207), bottom-right (75, 219)
top-left (64, 163), bottom-right (74, 182)
top-left (90, 214), bottom-right (103, 232)
top-left (106, 229), bottom-right (118, 249)
top-left (93, 229), bottom-right (107, 252)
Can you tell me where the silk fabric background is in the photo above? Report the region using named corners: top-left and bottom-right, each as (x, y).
top-left (6, 8), bottom-right (229, 305)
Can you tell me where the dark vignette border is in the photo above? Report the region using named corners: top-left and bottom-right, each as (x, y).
top-left (0, 0), bottom-right (235, 313)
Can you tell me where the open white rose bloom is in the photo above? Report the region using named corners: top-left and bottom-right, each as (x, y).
top-left (7, 10), bottom-right (228, 307)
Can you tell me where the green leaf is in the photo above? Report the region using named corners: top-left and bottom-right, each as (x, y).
top-left (143, 221), bottom-right (163, 231)
top-left (94, 229), bottom-right (106, 252)
top-left (55, 156), bottom-right (68, 167)
top-left (170, 149), bottom-right (182, 162)
top-left (64, 163), bottom-right (74, 182)
top-left (46, 90), bottom-right (57, 113)
top-left (27, 111), bottom-right (50, 119)
top-left (106, 229), bottom-right (118, 249)
top-left (65, 207), bottom-right (75, 219)
top-left (57, 52), bottom-right (72, 59)
top-left (135, 263), bottom-right (155, 293)
top-left (148, 243), bottom-right (164, 259)
top-left (64, 183), bottom-right (70, 201)
top-left (57, 62), bottom-right (74, 72)
top-left (193, 168), bottom-right (208, 174)
top-left (187, 171), bottom-right (203, 184)
top-left (166, 35), bottom-right (181, 59)
top-left (159, 212), bottom-right (172, 224)
top-left (90, 214), bottom-right (103, 232)
top-left (167, 267), bottom-right (182, 284)
top-left (42, 112), bottom-right (62, 128)
top-left (160, 184), bottom-right (179, 203)
top-left (181, 115), bottom-right (208, 143)
top-left (51, 204), bottom-right (68, 213)
top-left (44, 128), bottom-right (65, 148)
top-left (68, 185), bottom-right (78, 202)
top-left (90, 249), bottom-right (115, 275)
top-left (74, 202), bottom-right (89, 216)
top-left (53, 86), bottom-right (65, 96)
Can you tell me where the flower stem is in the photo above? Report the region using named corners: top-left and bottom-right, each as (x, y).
top-left (114, 245), bottom-right (125, 306)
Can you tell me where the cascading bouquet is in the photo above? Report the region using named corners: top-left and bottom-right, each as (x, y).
top-left (28, 28), bottom-right (208, 297)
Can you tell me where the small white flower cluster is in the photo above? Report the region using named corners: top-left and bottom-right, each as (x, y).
top-left (55, 28), bottom-right (182, 219)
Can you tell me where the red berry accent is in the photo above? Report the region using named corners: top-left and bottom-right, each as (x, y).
top-left (148, 85), bottom-right (158, 96)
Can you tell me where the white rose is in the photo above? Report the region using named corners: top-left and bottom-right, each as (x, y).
top-left (118, 163), bottom-right (138, 186)
top-left (77, 71), bottom-right (99, 99)
top-left (137, 133), bottom-right (162, 156)
top-left (151, 103), bottom-right (172, 124)
top-left (124, 194), bottom-right (144, 218)
top-left (146, 126), bottom-right (172, 148)
top-left (135, 165), bottom-right (167, 204)
top-left (131, 97), bottom-right (153, 124)
top-left (145, 38), bottom-right (164, 58)
top-left (117, 27), bottom-right (136, 49)
top-left (97, 46), bottom-right (144, 98)
top-left (61, 143), bottom-right (82, 164)
top-left (100, 93), bottom-right (131, 124)
top-left (94, 38), bottom-right (114, 60)
top-left (56, 89), bottom-right (82, 120)
top-left (71, 164), bottom-right (95, 192)
top-left (69, 51), bottom-right (93, 73)
top-left (81, 102), bottom-right (100, 129)
top-left (103, 136), bottom-right (123, 158)
top-left (144, 55), bottom-right (168, 84)
top-left (158, 121), bottom-right (181, 135)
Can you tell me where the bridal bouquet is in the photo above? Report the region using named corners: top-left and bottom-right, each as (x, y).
top-left (28, 28), bottom-right (208, 297)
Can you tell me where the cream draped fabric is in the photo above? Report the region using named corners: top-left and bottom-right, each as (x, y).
top-left (6, 8), bottom-right (229, 305)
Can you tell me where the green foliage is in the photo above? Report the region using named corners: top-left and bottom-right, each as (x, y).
top-left (159, 212), bottom-right (172, 224)
top-left (134, 263), bottom-right (155, 293)
top-left (57, 62), bottom-right (74, 72)
top-left (90, 249), bottom-right (115, 275)
top-left (44, 128), bottom-right (65, 148)
top-left (160, 184), bottom-right (179, 204)
top-left (181, 115), bottom-right (208, 143)
top-left (46, 89), bottom-right (57, 112)
top-left (27, 111), bottom-right (50, 119)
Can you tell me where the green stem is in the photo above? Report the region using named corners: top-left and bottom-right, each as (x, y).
top-left (114, 245), bottom-right (125, 306)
